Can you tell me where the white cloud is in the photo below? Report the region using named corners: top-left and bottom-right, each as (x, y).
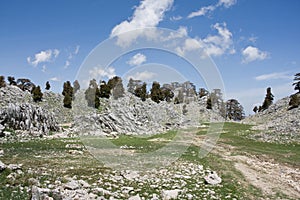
top-left (242, 46), bottom-right (269, 63)
top-left (163, 26), bottom-right (188, 41)
top-left (255, 72), bottom-right (293, 81)
top-left (188, 5), bottom-right (215, 18)
top-left (42, 65), bottom-right (46, 73)
top-left (176, 22), bottom-right (234, 57)
top-left (127, 71), bottom-right (156, 81)
top-left (187, 0), bottom-right (236, 18)
top-left (64, 60), bottom-right (70, 69)
top-left (27, 49), bottom-right (60, 66)
top-left (127, 53), bottom-right (147, 66)
top-left (170, 15), bottom-right (182, 21)
top-left (74, 45), bottom-right (80, 55)
top-left (110, 0), bottom-right (174, 47)
top-left (50, 77), bottom-right (60, 82)
top-left (249, 36), bottom-right (258, 43)
top-left (217, 0), bottom-right (237, 8)
top-left (53, 49), bottom-right (60, 58)
top-left (89, 66), bottom-right (116, 80)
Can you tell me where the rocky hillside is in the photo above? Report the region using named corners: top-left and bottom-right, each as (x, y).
top-left (72, 92), bottom-right (224, 136)
top-left (1, 85), bottom-right (225, 137)
top-left (243, 96), bottom-right (300, 143)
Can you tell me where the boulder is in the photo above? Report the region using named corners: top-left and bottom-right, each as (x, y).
top-left (0, 160), bottom-right (6, 171)
top-left (204, 171), bottom-right (222, 185)
top-left (161, 189), bottom-right (181, 200)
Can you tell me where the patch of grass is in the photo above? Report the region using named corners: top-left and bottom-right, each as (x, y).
top-left (108, 130), bottom-right (178, 152)
top-left (219, 122), bottom-right (300, 166)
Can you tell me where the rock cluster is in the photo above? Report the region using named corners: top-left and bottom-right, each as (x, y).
top-left (72, 93), bottom-right (224, 136)
top-left (28, 162), bottom-right (224, 200)
top-left (0, 103), bottom-right (59, 136)
top-left (243, 97), bottom-right (300, 143)
top-left (0, 85), bottom-right (32, 108)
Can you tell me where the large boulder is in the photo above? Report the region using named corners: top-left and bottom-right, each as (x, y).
top-left (0, 103), bottom-right (59, 136)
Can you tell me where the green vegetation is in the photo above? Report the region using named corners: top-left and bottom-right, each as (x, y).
top-left (62, 81), bottom-right (73, 108)
top-left (261, 87), bottom-right (274, 111)
top-left (0, 122), bottom-right (298, 199)
top-left (32, 85), bottom-right (43, 102)
top-left (45, 81), bottom-right (50, 90)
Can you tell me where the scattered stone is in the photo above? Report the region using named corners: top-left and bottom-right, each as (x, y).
top-left (122, 170), bottom-right (139, 181)
top-left (204, 171), bottom-right (222, 185)
top-left (0, 160), bottom-right (6, 171)
top-left (128, 194), bottom-right (142, 200)
top-left (7, 163), bottom-right (22, 171)
top-left (0, 124), bottom-right (5, 136)
top-left (161, 189), bottom-right (181, 200)
top-left (64, 180), bottom-right (80, 190)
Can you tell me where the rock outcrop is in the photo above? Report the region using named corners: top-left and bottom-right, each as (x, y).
top-left (0, 103), bottom-right (59, 136)
top-left (243, 97), bottom-right (300, 143)
top-left (72, 93), bottom-right (224, 136)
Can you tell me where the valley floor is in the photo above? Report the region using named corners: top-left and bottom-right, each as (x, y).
top-left (0, 122), bottom-right (299, 199)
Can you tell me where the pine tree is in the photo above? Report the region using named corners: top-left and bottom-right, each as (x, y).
top-left (84, 79), bottom-right (101, 108)
top-left (45, 81), bottom-right (50, 90)
top-left (226, 99), bottom-right (245, 121)
top-left (292, 73), bottom-right (300, 93)
top-left (288, 94), bottom-right (300, 110)
top-left (99, 81), bottom-right (111, 99)
top-left (73, 80), bottom-right (80, 94)
top-left (134, 82), bottom-right (147, 101)
top-left (261, 87), bottom-right (274, 110)
top-left (32, 85), bottom-right (43, 102)
top-left (62, 81), bottom-right (73, 108)
top-left (199, 88), bottom-right (208, 98)
top-left (0, 76), bottom-right (6, 88)
top-left (253, 106), bottom-right (258, 113)
top-left (161, 87), bottom-right (174, 102)
top-left (206, 96), bottom-right (212, 109)
top-left (112, 78), bottom-right (125, 99)
top-left (150, 81), bottom-right (163, 103)
top-left (8, 76), bottom-right (17, 85)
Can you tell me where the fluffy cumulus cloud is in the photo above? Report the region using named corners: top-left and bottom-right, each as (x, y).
top-left (255, 72), bottom-right (292, 81)
top-left (89, 66), bottom-right (116, 80)
top-left (110, 0), bottom-right (174, 47)
top-left (176, 23), bottom-right (234, 57)
top-left (127, 53), bottom-right (147, 66)
top-left (242, 46), bottom-right (269, 63)
top-left (27, 49), bottom-right (60, 66)
top-left (127, 71), bottom-right (156, 81)
top-left (163, 26), bottom-right (188, 41)
top-left (188, 0), bottom-right (237, 18)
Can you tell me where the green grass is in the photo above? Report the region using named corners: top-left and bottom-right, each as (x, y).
top-left (0, 122), bottom-right (298, 199)
top-left (219, 122), bottom-right (300, 166)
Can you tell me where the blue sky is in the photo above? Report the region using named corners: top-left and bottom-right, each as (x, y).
top-left (1, 0), bottom-right (299, 114)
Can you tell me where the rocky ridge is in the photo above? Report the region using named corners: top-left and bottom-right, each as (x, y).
top-left (72, 93), bottom-right (224, 136)
top-left (0, 103), bottom-right (59, 136)
top-left (242, 96), bottom-right (300, 143)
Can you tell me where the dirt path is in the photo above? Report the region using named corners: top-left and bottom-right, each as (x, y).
top-left (194, 135), bottom-right (300, 199)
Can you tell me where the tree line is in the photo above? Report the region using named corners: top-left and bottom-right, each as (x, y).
top-left (3, 73), bottom-right (298, 119)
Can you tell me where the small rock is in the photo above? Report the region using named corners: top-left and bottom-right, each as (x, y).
top-left (128, 194), bottom-right (141, 200)
top-left (0, 160), bottom-right (6, 171)
top-left (122, 170), bottom-right (139, 181)
top-left (64, 180), bottom-right (80, 190)
top-left (7, 163), bottom-right (22, 170)
top-left (78, 179), bottom-right (90, 188)
top-left (161, 189), bottom-right (181, 200)
top-left (204, 171), bottom-right (222, 185)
